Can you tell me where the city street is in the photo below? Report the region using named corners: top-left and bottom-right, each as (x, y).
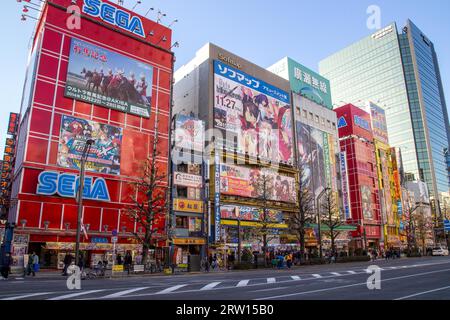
top-left (0, 256), bottom-right (449, 300)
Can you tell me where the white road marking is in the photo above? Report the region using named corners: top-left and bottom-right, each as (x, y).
top-left (47, 290), bottom-right (105, 300)
top-left (156, 284), bottom-right (188, 294)
top-left (312, 274), bottom-right (322, 278)
top-left (291, 276), bottom-right (301, 280)
top-left (100, 287), bottom-right (149, 299)
top-left (250, 287), bottom-right (289, 293)
top-left (236, 280), bottom-right (249, 287)
top-left (395, 286), bottom-right (450, 300)
top-left (267, 278), bottom-right (276, 283)
top-left (200, 282), bottom-right (222, 290)
top-left (2, 292), bottom-right (55, 300)
top-left (255, 267), bottom-right (450, 300)
top-left (347, 271), bottom-right (356, 274)
top-left (331, 272), bottom-right (341, 276)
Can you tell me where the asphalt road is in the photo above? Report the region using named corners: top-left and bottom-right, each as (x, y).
top-left (0, 256), bottom-right (449, 300)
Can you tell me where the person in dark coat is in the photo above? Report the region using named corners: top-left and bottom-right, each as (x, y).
top-left (1, 252), bottom-right (11, 280)
top-left (124, 252), bottom-right (133, 275)
top-left (62, 253), bottom-right (73, 276)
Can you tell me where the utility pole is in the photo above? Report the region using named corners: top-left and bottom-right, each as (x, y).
top-left (75, 139), bottom-right (94, 267)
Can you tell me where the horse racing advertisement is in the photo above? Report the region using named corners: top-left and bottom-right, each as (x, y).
top-left (65, 38), bottom-right (153, 118)
top-left (213, 60), bottom-right (293, 165)
top-left (57, 115), bottom-right (123, 175)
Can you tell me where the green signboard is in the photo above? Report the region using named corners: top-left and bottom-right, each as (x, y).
top-left (287, 58), bottom-right (332, 110)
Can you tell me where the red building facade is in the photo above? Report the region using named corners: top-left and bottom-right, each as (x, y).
top-left (8, 0), bottom-right (173, 269)
top-left (335, 104), bottom-right (381, 250)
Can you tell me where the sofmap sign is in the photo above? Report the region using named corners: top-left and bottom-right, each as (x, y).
top-left (82, 0), bottom-right (145, 38)
top-left (36, 171), bottom-right (111, 202)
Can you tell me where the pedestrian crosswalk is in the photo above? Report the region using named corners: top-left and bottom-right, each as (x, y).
top-left (0, 262), bottom-right (429, 300)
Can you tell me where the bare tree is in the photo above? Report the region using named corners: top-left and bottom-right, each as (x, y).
top-left (413, 208), bottom-right (434, 255)
top-left (126, 136), bottom-right (168, 269)
top-left (287, 161), bottom-right (315, 263)
top-left (319, 188), bottom-right (343, 256)
top-left (252, 172), bottom-right (279, 267)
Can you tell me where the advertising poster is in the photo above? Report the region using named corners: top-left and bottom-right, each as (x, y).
top-left (361, 185), bottom-right (373, 220)
top-left (219, 164), bottom-right (295, 203)
top-left (296, 121), bottom-right (328, 197)
top-left (65, 38), bottom-right (153, 118)
top-left (213, 60), bottom-right (293, 165)
top-left (220, 205), bottom-right (283, 223)
top-left (174, 115), bottom-right (205, 152)
top-left (57, 115), bottom-right (122, 175)
top-left (368, 102), bottom-right (389, 145)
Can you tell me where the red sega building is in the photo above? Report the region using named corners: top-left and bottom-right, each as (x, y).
top-left (335, 104), bottom-right (381, 250)
top-left (8, 0), bottom-right (173, 269)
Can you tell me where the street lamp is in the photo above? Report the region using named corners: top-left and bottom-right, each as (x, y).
top-left (75, 139), bottom-right (94, 267)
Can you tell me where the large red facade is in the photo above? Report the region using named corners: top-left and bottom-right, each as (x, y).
top-left (335, 104), bottom-right (381, 249)
top-left (8, 0), bottom-right (173, 268)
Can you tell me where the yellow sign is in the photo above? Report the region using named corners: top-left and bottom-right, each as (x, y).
top-left (112, 265), bottom-right (124, 272)
top-left (173, 199), bottom-right (203, 213)
top-left (173, 238), bottom-right (206, 245)
top-left (220, 219), bottom-right (288, 229)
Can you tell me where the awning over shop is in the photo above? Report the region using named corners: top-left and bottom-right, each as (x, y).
top-left (45, 242), bottom-right (142, 251)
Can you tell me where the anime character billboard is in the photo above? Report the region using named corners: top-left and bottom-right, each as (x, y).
top-left (219, 164), bottom-right (295, 203)
top-left (174, 115), bottom-right (204, 152)
top-left (213, 60), bottom-right (293, 165)
top-left (361, 185), bottom-right (373, 220)
top-left (65, 38), bottom-right (153, 118)
top-left (57, 115), bottom-right (122, 175)
top-left (296, 121), bottom-right (328, 197)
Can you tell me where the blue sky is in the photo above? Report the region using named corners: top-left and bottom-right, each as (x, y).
top-left (1, 0), bottom-right (449, 157)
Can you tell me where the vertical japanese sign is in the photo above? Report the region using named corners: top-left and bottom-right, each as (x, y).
top-left (339, 152), bottom-right (351, 219)
top-left (1, 113), bottom-right (19, 216)
top-left (214, 152), bottom-right (221, 243)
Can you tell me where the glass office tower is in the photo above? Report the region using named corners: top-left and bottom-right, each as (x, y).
top-left (320, 20), bottom-right (450, 215)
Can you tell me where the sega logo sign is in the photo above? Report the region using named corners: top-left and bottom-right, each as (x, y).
top-left (36, 171), bottom-right (110, 202)
top-left (354, 115), bottom-right (370, 131)
top-left (83, 0), bottom-right (145, 38)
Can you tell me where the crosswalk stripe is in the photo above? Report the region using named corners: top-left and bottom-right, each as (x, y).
top-left (47, 290), bottom-right (105, 300)
top-left (291, 276), bottom-right (301, 280)
top-left (331, 272), bottom-right (341, 276)
top-left (347, 271), bottom-right (356, 274)
top-left (312, 274), bottom-right (322, 278)
top-left (156, 284), bottom-right (188, 294)
top-left (236, 280), bottom-right (249, 287)
top-left (267, 278), bottom-right (276, 283)
top-left (2, 292), bottom-right (54, 300)
top-left (200, 282), bottom-right (222, 290)
top-left (100, 287), bottom-right (149, 299)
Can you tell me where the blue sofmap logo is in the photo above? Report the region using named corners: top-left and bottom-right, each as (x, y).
top-left (337, 116), bottom-right (347, 129)
top-left (82, 0), bottom-right (145, 38)
top-left (36, 171), bottom-right (110, 202)
top-left (354, 115), bottom-right (370, 131)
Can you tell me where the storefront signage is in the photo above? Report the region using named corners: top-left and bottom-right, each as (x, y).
top-left (82, 0), bottom-right (145, 38)
top-left (173, 199), bottom-right (203, 213)
top-left (91, 237), bottom-right (108, 243)
top-left (7, 113), bottom-right (19, 135)
top-left (339, 152), bottom-right (351, 219)
top-left (173, 238), bottom-right (206, 245)
top-left (36, 171), bottom-right (111, 202)
top-left (214, 154), bottom-right (221, 243)
top-left (354, 115), bottom-right (370, 131)
top-left (218, 53), bottom-right (241, 69)
top-left (174, 172), bottom-right (202, 188)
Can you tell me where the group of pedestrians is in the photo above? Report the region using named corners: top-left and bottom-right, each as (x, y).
top-left (115, 251), bottom-right (133, 274)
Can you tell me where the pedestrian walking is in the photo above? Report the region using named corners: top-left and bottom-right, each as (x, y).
top-left (62, 252), bottom-right (73, 276)
top-left (116, 253), bottom-right (123, 265)
top-left (27, 252), bottom-right (39, 276)
top-left (124, 251), bottom-right (132, 275)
